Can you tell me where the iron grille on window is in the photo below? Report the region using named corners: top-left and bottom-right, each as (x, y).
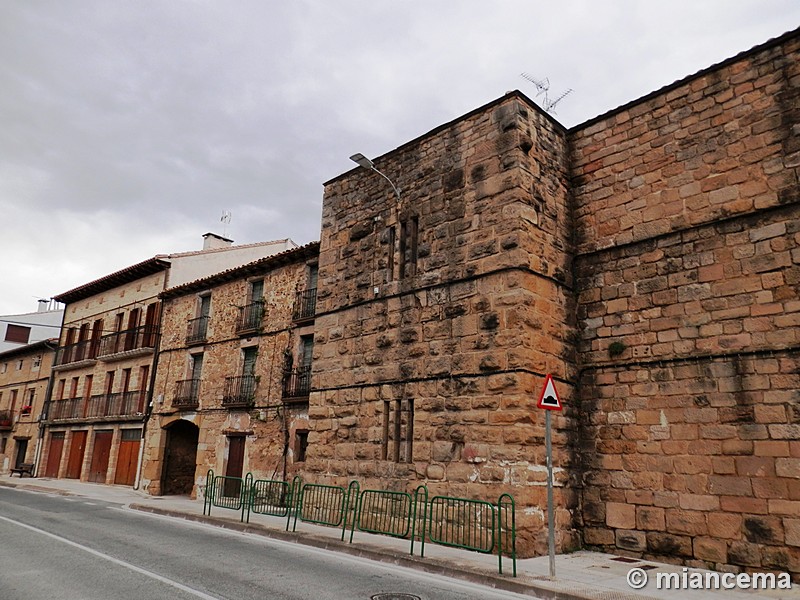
top-left (236, 301), bottom-right (264, 334)
top-left (186, 316), bottom-right (209, 345)
top-left (173, 378), bottom-right (200, 408)
top-left (282, 366), bottom-right (312, 400)
top-left (222, 375), bottom-right (257, 408)
top-left (292, 288), bottom-right (317, 322)
top-left (47, 392), bottom-right (144, 421)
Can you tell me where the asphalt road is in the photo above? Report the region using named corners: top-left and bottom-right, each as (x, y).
top-left (0, 487), bottom-right (532, 600)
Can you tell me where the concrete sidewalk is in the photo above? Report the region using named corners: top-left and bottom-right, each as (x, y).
top-left (1, 475), bottom-right (796, 600)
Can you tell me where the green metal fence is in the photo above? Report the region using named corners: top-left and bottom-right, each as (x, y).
top-left (201, 470), bottom-right (516, 577)
top-left (348, 488), bottom-right (413, 543)
top-left (203, 469), bottom-right (247, 521)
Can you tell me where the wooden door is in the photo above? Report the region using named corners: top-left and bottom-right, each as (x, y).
top-left (89, 430), bottom-right (113, 483)
top-left (66, 430), bottom-right (87, 479)
top-left (223, 436), bottom-right (245, 497)
top-left (114, 429), bottom-right (141, 486)
top-left (14, 439), bottom-right (28, 470)
top-left (45, 432), bottom-right (65, 478)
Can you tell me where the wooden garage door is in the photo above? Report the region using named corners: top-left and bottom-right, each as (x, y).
top-left (114, 429), bottom-right (141, 486)
top-left (89, 430), bottom-right (113, 483)
top-left (45, 432), bottom-right (65, 478)
top-left (66, 431), bottom-right (87, 479)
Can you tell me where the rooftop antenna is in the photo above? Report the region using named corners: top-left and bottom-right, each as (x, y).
top-left (220, 210), bottom-right (232, 237)
top-left (520, 73), bottom-right (573, 114)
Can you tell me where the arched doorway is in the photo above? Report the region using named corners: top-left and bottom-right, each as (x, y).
top-left (162, 420), bottom-right (199, 495)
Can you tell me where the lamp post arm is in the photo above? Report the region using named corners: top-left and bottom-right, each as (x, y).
top-left (371, 167), bottom-right (401, 201)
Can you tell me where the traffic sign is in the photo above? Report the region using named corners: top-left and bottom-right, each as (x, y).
top-left (536, 374), bottom-right (562, 411)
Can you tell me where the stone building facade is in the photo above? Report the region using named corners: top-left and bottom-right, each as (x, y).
top-left (140, 243), bottom-right (319, 497)
top-left (305, 28), bottom-right (800, 576)
top-left (0, 339), bottom-right (56, 474)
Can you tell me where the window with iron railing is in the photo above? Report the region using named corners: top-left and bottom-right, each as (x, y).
top-left (222, 374), bottom-right (258, 408)
top-left (186, 316), bottom-right (209, 345)
top-left (47, 391), bottom-right (145, 421)
top-left (236, 301), bottom-right (264, 334)
top-left (173, 378), bottom-right (200, 408)
top-left (54, 340), bottom-right (94, 366)
top-left (292, 288), bottom-right (317, 322)
top-left (282, 365), bottom-right (312, 400)
top-left (97, 325), bottom-right (160, 357)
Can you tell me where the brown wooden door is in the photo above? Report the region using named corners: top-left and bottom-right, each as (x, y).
top-left (89, 430), bottom-right (113, 483)
top-left (114, 429), bottom-right (141, 486)
top-left (45, 433), bottom-right (65, 478)
top-left (66, 430), bottom-right (87, 479)
top-left (223, 436), bottom-right (245, 497)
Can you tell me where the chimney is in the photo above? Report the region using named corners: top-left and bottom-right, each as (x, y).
top-left (202, 232), bottom-right (234, 250)
top-left (37, 299), bottom-right (50, 312)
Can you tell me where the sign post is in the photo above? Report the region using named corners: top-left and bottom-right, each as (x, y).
top-left (536, 374), bottom-right (562, 580)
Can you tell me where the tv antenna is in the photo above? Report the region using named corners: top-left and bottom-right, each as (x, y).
top-left (220, 210), bottom-right (232, 237)
top-left (520, 73), bottom-right (573, 114)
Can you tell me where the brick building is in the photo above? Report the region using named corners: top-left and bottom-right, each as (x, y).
top-left (305, 27), bottom-right (799, 577)
top-left (40, 235), bottom-right (296, 486)
top-left (0, 339), bottom-right (57, 474)
top-left (140, 243), bottom-right (319, 497)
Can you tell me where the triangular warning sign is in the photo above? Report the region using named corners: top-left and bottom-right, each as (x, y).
top-left (536, 374), bottom-right (563, 411)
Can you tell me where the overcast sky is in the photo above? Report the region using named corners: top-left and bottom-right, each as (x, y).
top-left (1, 1), bottom-right (797, 315)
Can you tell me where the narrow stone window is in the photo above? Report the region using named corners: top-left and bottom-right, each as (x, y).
top-left (393, 399), bottom-right (402, 463)
top-left (405, 398), bottom-right (414, 463)
top-left (386, 226), bottom-right (396, 282)
top-left (399, 217), bottom-right (418, 278)
top-left (295, 430), bottom-right (308, 462)
top-left (382, 400), bottom-right (390, 460)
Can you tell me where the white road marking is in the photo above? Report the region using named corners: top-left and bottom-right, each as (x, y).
top-left (0, 514), bottom-right (225, 600)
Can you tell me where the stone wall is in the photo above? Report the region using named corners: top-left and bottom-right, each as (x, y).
top-left (308, 93), bottom-right (579, 555)
top-left (573, 30), bottom-right (800, 576)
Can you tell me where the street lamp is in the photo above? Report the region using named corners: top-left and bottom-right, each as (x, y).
top-left (350, 153), bottom-right (401, 201)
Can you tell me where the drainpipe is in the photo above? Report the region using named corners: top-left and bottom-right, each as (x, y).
top-left (133, 301), bottom-right (165, 491)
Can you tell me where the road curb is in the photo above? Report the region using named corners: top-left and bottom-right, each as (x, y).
top-left (129, 503), bottom-right (595, 600)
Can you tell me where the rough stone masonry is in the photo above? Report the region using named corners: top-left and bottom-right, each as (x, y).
top-left (304, 28), bottom-right (800, 577)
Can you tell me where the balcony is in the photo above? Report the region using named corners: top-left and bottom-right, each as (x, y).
top-left (186, 316), bottom-right (209, 345)
top-left (48, 391), bottom-right (145, 422)
top-left (222, 375), bottom-right (257, 409)
top-left (54, 340), bottom-right (94, 368)
top-left (282, 366), bottom-right (311, 403)
top-left (0, 410), bottom-right (12, 430)
top-left (236, 301), bottom-right (264, 335)
top-left (98, 325), bottom-right (159, 359)
top-left (173, 379), bottom-right (200, 409)
top-left (292, 288), bottom-right (317, 323)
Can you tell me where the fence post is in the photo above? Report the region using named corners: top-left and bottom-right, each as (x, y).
top-left (411, 485), bottom-right (428, 556)
top-left (242, 472), bottom-right (254, 523)
top-left (286, 475), bottom-right (302, 531)
top-left (342, 480), bottom-right (360, 541)
top-left (497, 493), bottom-right (517, 577)
top-left (203, 469), bottom-right (214, 516)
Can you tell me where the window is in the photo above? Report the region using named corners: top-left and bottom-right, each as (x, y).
top-left (56, 379), bottom-right (66, 400)
top-left (399, 216), bottom-right (418, 278)
top-left (16, 359), bottom-right (23, 371)
top-left (295, 431), bottom-right (308, 462)
top-left (382, 398), bottom-right (414, 463)
top-left (249, 279), bottom-right (264, 303)
top-left (0, 437), bottom-right (6, 454)
top-left (1, 363), bottom-right (6, 374)
top-left (5, 324), bottom-right (31, 344)
top-left (190, 353), bottom-right (204, 381)
top-left (386, 227), bottom-right (396, 282)
top-left (32, 355), bottom-right (42, 370)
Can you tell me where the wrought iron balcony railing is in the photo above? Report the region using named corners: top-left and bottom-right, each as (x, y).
top-left (222, 375), bottom-right (258, 408)
top-left (282, 366), bottom-right (312, 401)
top-left (48, 391), bottom-right (145, 422)
top-left (236, 301), bottom-right (264, 335)
top-left (0, 410), bottom-right (12, 429)
top-left (173, 378), bottom-right (200, 409)
top-left (54, 340), bottom-right (94, 366)
top-left (292, 288), bottom-right (317, 322)
top-left (98, 325), bottom-right (159, 357)
top-left (186, 316), bottom-right (209, 345)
